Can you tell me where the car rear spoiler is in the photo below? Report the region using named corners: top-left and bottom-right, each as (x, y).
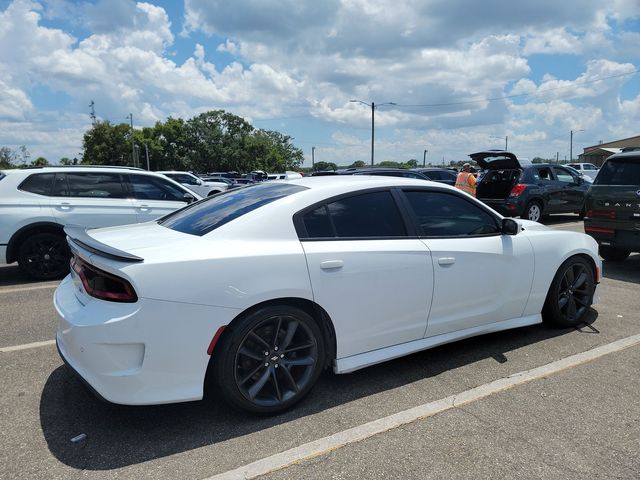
top-left (64, 225), bottom-right (144, 263)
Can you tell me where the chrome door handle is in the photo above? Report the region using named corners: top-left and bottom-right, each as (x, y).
top-left (137, 204), bottom-right (150, 211)
top-left (438, 257), bottom-right (455, 265)
top-left (59, 202), bottom-right (71, 210)
top-left (320, 260), bottom-right (344, 270)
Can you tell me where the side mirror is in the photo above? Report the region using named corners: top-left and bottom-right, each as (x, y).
top-left (183, 193), bottom-right (196, 204)
top-left (501, 218), bottom-right (519, 235)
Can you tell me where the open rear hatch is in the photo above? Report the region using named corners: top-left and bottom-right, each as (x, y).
top-left (471, 150), bottom-right (525, 201)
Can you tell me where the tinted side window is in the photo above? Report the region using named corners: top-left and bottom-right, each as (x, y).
top-left (593, 159), bottom-right (640, 186)
top-left (303, 206), bottom-right (333, 237)
top-left (327, 191), bottom-right (406, 238)
top-left (52, 173), bottom-right (126, 198)
top-left (404, 190), bottom-right (499, 237)
top-left (18, 173), bottom-right (54, 195)
top-left (129, 174), bottom-right (187, 201)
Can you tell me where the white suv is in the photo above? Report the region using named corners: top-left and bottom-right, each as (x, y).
top-left (0, 166), bottom-right (201, 279)
top-left (157, 171), bottom-right (228, 196)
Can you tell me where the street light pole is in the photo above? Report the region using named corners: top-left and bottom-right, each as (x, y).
top-left (350, 99), bottom-right (396, 166)
top-left (312, 146), bottom-right (315, 170)
top-left (423, 149), bottom-right (428, 167)
top-left (127, 113), bottom-right (134, 167)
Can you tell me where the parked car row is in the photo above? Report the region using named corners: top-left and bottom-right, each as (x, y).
top-left (0, 166), bottom-right (201, 279)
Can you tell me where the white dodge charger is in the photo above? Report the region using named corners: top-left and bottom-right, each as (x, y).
top-left (54, 176), bottom-right (601, 413)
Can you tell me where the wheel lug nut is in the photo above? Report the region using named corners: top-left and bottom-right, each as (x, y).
top-left (264, 352), bottom-right (269, 356)
top-left (280, 354), bottom-right (284, 358)
top-left (274, 346), bottom-right (279, 351)
top-left (264, 362), bottom-right (269, 367)
top-left (275, 364), bottom-right (279, 368)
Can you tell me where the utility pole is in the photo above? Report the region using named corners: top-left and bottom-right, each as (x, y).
top-left (127, 113), bottom-right (135, 167)
top-left (570, 129), bottom-right (584, 162)
top-left (570, 130), bottom-right (573, 162)
top-left (423, 149), bottom-right (428, 167)
top-left (556, 152), bottom-right (559, 164)
top-left (312, 146), bottom-right (315, 170)
top-left (505, 136), bottom-right (508, 151)
top-left (144, 143), bottom-right (150, 171)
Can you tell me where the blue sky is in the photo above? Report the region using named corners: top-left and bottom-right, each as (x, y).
top-left (0, 0), bottom-right (638, 166)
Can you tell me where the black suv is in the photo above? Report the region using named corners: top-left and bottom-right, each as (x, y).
top-left (472, 150), bottom-right (589, 222)
top-left (583, 149), bottom-right (640, 261)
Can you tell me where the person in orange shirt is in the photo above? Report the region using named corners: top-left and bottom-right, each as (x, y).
top-left (455, 163), bottom-right (477, 196)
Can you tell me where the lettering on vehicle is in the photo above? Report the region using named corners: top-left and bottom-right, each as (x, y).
top-left (603, 202), bottom-right (640, 208)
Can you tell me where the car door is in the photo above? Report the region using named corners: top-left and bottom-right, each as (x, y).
top-left (400, 189), bottom-right (534, 337)
top-left (127, 174), bottom-right (193, 222)
top-left (297, 189), bottom-right (434, 359)
top-left (552, 166), bottom-right (587, 213)
top-left (533, 166), bottom-right (564, 213)
top-left (50, 172), bottom-right (138, 228)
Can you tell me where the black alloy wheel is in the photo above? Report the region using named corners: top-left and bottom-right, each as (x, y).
top-left (212, 305), bottom-right (325, 414)
top-left (599, 246), bottom-right (631, 262)
top-left (17, 232), bottom-right (71, 280)
top-left (543, 257), bottom-right (594, 327)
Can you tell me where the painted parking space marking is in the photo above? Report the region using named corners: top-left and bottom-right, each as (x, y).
top-left (0, 283), bottom-right (59, 295)
top-left (206, 333), bottom-right (640, 480)
top-left (0, 339), bottom-right (56, 353)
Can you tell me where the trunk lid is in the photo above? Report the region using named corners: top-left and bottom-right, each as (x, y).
top-left (469, 150), bottom-right (527, 170)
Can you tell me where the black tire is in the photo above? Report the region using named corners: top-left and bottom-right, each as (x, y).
top-left (523, 201), bottom-right (543, 222)
top-left (211, 305), bottom-right (325, 414)
top-left (599, 246), bottom-right (630, 262)
top-left (17, 232), bottom-right (71, 280)
top-left (542, 256), bottom-right (595, 328)
top-left (577, 205), bottom-right (586, 220)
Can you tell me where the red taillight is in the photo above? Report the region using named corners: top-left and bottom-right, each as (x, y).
top-left (71, 256), bottom-right (138, 303)
top-left (586, 209), bottom-right (616, 219)
top-left (509, 184), bottom-right (527, 197)
top-left (584, 226), bottom-right (615, 235)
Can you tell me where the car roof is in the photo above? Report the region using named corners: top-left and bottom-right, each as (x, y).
top-left (1, 166), bottom-right (150, 175)
top-left (286, 174), bottom-right (445, 191)
top-left (605, 150), bottom-right (640, 161)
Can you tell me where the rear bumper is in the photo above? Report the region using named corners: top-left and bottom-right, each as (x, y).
top-left (54, 275), bottom-right (241, 405)
top-left (479, 198), bottom-right (525, 217)
top-left (584, 222), bottom-right (640, 252)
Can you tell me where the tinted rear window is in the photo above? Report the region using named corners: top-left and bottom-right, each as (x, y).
top-left (594, 159), bottom-right (640, 186)
top-left (160, 183), bottom-right (307, 236)
top-left (18, 173), bottom-right (55, 195)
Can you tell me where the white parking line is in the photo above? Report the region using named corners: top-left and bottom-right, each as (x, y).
top-left (0, 339), bottom-right (56, 353)
top-left (205, 333), bottom-right (640, 480)
top-left (0, 283), bottom-right (59, 295)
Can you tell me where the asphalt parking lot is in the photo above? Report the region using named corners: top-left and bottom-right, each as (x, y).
top-left (1, 215), bottom-right (639, 479)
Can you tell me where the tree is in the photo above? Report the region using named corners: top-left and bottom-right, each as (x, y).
top-left (314, 161), bottom-right (338, 171)
top-left (349, 160), bottom-right (366, 168)
top-left (31, 157), bottom-right (49, 166)
top-left (406, 159), bottom-right (418, 168)
top-left (0, 146), bottom-right (16, 169)
top-left (59, 157), bottom-right (77, 165)
top-left (82, 121), bottom-right (131, 165)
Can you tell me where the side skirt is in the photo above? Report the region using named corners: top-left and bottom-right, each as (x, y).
top-left (334, 314), bottom-right (542, 374)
